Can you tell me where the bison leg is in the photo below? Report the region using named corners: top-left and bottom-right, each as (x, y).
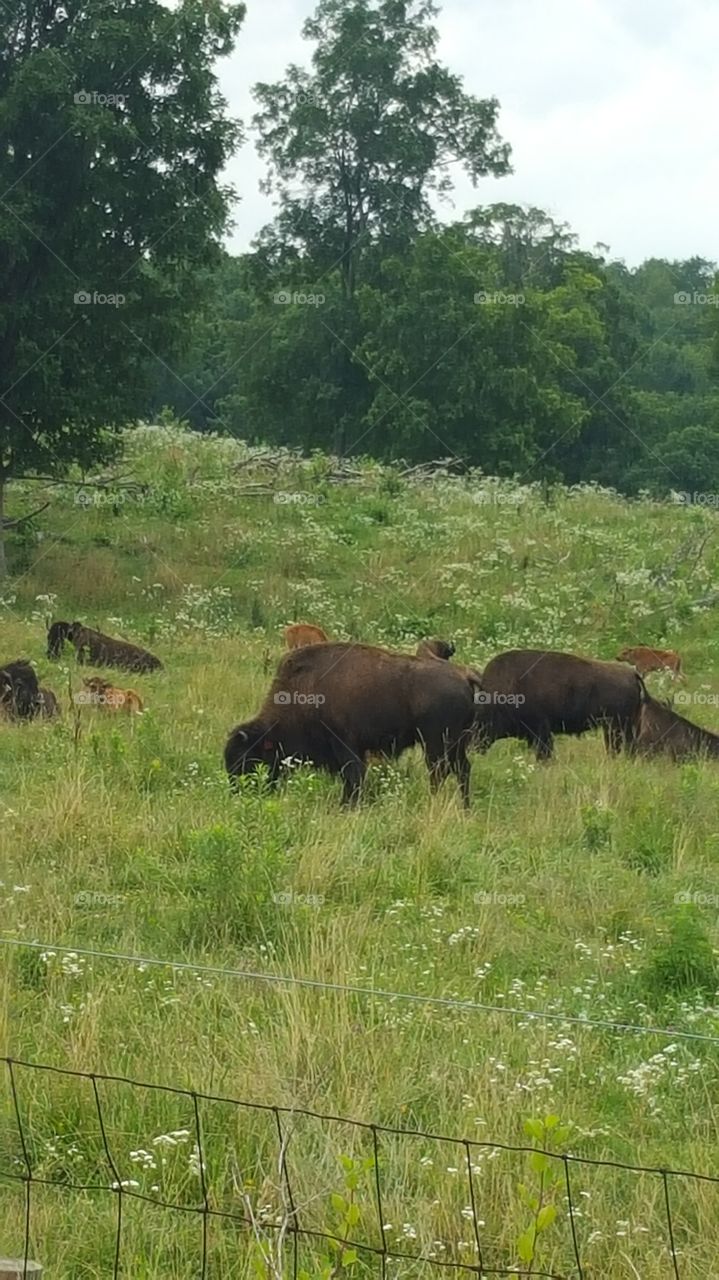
top-left (332, 747), bottom-right (365, 805)
top-left (426, 753), bottom-right (451, 791)
top-left (531, 726), bottom-right (554, 761)
top-left (449, 739), bottom-right (472, 809)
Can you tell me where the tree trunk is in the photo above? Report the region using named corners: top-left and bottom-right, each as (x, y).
top-left (0, 476), bottom-right (7, 579)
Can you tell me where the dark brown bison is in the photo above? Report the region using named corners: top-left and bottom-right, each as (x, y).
top-left (635, 695), bottom-right (719, 760)
top-left (225, 642), bottom-right (478, 805)
top-left (47, 620), bottom-right (162, 673)
top-left (0, 660), bottom-right (41, 720)
top-left (416, 638), bottom-right (456, 660)
top-left (475, 649), bottom-right (646, 760)
top-left (37, 687), bottom-right (60, 718)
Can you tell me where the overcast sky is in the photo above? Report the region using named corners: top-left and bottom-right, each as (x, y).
top-left (217, 0), bottom-right (718, 267)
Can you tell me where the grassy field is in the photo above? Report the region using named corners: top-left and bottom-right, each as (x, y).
top-left (2, 423), bottom-right (719, 1277)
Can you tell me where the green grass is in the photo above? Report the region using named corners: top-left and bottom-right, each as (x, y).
top-left (2, 423), bottom-right (719, 1277)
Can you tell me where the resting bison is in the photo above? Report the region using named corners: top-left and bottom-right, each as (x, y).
top-left (284, 622), bottom-right (329, 649)
top-left (617, 645), bottom-right (683, 679)
top-left (47, 620), bottom-right (162, 673)
top-left (0, 660), bottom-right (41, 720)
top-left (225, 642), bottom-right (478, 805)
top-left (37, 687), bottom-right (60, 718)
top-left (475, 649), bottom-right (646, 760)
top-left (416, 638), bottom-right (456, 660)
top-left (79, 676), bottom-right (144, 714)
top-left (635, 695), bottom-right (719, 760)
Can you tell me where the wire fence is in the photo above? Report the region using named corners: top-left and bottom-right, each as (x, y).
top-left (1, 1056), bottom-right (717, 1278)
top-left (4, 935), bottom-right (719, 1047)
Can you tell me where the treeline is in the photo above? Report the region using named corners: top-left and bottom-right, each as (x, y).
top-left (148, 224), bottom-right (719, 495)
top-left (142, 0), bottom-right (719, 496)
top-left (3, 0), bottom-right (718, 577)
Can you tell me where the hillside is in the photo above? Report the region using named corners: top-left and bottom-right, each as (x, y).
top-left (2, 423), bottom-right (719, 1278)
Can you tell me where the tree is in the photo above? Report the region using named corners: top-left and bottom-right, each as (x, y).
top-left (252, 0), bottom-right (511, 301)
top-left (0, 0), bottom-right (245, 575)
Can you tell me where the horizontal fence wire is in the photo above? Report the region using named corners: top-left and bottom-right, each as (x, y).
top-left (1, 1056), bottom-right (717, 1278)
top-left (3, 935), bottom-right (719, 1047)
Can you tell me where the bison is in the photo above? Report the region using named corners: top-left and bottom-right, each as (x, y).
top-left (37, 687), bottom-right (60, 718)
top-left (47, 620), bottom-right (162, 673)
top-left (0, 660), bottom-right (41, 720)
top-left (79, 676), bottom-right (144, 714)
top-left (284, 622), bottom-right (329, 649)
top-left (474, 649), bottom-right (646, 760)
top-left (617, 645), bottom-right (683, 679)
top-left (635, 695), bottom-right (719, 760)
top-left (416, 638), bottom-right (456, 660)
top-left (225, 642), bottom-right (478, 805)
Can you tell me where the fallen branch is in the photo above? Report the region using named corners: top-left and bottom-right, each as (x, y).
top-left (1, 501), bottom-right (51, 529)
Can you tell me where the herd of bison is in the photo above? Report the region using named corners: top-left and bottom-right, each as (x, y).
top-left (1, 620), bottom-right (718, 806)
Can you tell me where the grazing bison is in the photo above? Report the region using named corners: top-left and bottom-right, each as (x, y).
top-left (635, 695), bottom-right (719, 760)
top-left (0, 660), bottom-right (41, 720)
top-left (475, 649), bottom-right (646, 760)
top-left (416, 638), bottom-right (456, 660)
top-left (79, 676), bottom-right (144, 714)
top-left (225, 642), bottom-right (478, 805)
top-left (284, 622), bottom-right (329, 649)
top-left (617, 645), bottom-right (683, 679)
top-left (47, 620), bottom-right (162, 673)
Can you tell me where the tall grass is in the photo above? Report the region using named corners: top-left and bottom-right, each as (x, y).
top-left (1, 423), bottom-right (719, 1276)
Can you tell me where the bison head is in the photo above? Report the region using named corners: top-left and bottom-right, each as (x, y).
top-left (417, 637), bottom-right (456, 660)
top-left (47, 620), bottom-right (71, 658)
top-left (225, 720), bottom-right (282, 785)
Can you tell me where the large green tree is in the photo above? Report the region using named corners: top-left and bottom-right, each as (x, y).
top-left (252, 0), bottom-right (511, 301)
top-left (0, 0), bottom-right (244, 574)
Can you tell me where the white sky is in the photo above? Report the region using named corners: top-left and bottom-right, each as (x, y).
top-left (217, 0), bottom-right (719, 266)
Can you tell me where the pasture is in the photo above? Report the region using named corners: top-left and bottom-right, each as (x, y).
top-left (2, 423), bottom-right (719, 1277)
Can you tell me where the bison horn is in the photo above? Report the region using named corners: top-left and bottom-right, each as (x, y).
top-left (236, 729), bottom-right (248, 742)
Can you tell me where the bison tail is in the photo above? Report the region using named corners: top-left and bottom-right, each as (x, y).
top-left (636, 673), bottom-right (649, 702)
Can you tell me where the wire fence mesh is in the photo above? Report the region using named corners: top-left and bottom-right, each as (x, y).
top-left (1, 1055), bottom-right (716, 1278)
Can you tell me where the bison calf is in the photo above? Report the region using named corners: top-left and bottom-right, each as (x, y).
top-left (475, 648), bottom-right (645, 760)
top-left (225, 642), bottom-right (477, 805)
top-left (617, 645), bottom-right (683, 679)
top-left (79, 676), bottom-right (144, 714)
top-left (284, 622), bottom-right (329, 649)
